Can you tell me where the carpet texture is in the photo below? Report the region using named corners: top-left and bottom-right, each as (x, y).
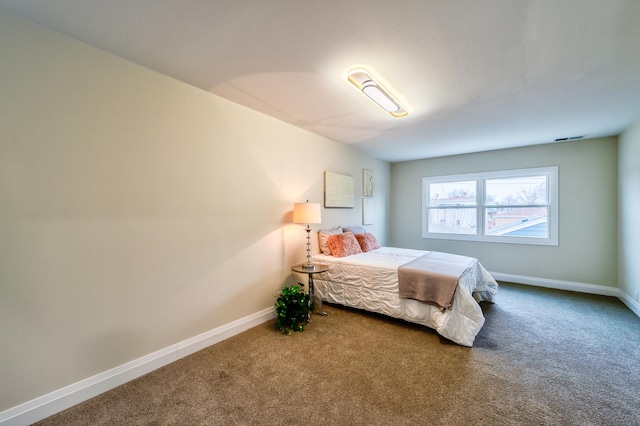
top-left (36, 283), bottom-right (640, 425)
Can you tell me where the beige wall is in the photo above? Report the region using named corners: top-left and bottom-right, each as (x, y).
top-left (390, 138), bottom-right (618, 287)
top-left (0, 12), bottom-right (389, 411)
top-left (619, 119), bottom-right (640, 301)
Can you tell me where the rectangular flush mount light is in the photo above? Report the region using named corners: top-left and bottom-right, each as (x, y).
top-left (347, 69), bottom-right (408, 117)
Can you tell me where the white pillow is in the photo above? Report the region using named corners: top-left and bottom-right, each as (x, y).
top-left (318, 226), bottom-right (343, 255)
top-left (343, 226), bottom-right (367, 235)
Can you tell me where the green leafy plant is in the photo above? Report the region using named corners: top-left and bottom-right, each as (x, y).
top-left (275, 284), bottom-right (314, 334)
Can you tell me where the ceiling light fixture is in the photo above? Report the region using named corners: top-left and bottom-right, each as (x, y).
top-left (347, 69), bottom-right (408, 118)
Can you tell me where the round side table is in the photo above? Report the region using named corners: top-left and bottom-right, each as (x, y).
top-left (291, 263), bottom-right (329, 320)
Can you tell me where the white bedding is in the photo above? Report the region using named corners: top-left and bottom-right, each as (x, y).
top-left (306, 247), bottom-right (498, 347)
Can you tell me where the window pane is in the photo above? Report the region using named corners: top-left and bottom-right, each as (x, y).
top-left (485, 176), bottom-right (547, 206)
top-left (428, 208), bottom-right (477, 234)
top-left (429, 181), bottom-right (476, 206)
top-left (422, 167), bottom-right (557, 245)
top-left (486, 207), bottom-right (548, 237)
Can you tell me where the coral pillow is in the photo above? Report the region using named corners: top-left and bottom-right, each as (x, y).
top-left (327, 232), bottom-right (362, 258)
top-left (355, 233), bottom-right (381, 252)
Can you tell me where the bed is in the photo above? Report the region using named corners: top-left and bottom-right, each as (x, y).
top-left (307, 245), bottom-right (498, 347)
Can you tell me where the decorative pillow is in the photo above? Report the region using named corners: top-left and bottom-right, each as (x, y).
top-left (327, 232), bottom-right (362, 258)
top-left (355, 233), bottom-right (381, 252)
top-left (343, 226), bottom-right (367, 235)
top-left (318, 226), bottom-right (343, 255)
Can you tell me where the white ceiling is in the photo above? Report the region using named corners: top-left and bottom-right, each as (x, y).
top-left (2, 0), bottom-right (640, 162)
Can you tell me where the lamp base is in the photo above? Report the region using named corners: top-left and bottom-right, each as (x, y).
top-left (301, 263), bottom-right (316, 271)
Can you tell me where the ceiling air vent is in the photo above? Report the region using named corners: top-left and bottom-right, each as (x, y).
top-left (554, 135), bottom-right (585, 142)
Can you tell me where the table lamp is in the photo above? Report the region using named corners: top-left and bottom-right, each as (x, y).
top-left (293, 201), bottom-right (322, 270)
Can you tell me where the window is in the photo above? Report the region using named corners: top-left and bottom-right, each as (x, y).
top-left (422, 167), bottom-right (558, 246)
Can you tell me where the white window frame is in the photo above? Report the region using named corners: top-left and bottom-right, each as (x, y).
top-left (422, 166), bottom-right (558, 246)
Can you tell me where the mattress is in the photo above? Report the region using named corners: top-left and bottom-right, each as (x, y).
top-left (306, 247), bottom-right (498, 347)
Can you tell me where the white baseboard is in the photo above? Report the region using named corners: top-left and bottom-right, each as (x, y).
top-left (491, 272), bottom-right (640, 318)
top-left (618, 290), bottom-right (640, 317)
top-left (490, 272), bottom-right (619, 297)
top-left (0, 308), bottom-right (275, 426)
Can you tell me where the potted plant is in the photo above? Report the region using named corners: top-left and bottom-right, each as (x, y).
top-left (275, 284), bottom-right (314, 334)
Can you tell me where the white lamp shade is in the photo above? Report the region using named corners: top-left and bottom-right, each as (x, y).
top-left (293, 202), bottom-right (321, 224)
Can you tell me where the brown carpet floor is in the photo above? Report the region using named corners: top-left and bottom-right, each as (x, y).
top-left (36, 282), bottom-right (640, 425)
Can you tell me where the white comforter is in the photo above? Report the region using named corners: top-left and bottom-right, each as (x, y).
top-left (307, 247), bottom-right (498, 347)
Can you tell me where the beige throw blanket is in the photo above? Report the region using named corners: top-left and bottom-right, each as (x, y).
top-left (398, 252), bottom-right (476, 310)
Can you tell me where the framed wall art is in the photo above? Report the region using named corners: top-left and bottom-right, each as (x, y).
top-left (363, 168), bottom-right (374, 197)
top-left (324, 171), bottom-right (354, 208)
top-left (362, 197), bottom-right (374, 225)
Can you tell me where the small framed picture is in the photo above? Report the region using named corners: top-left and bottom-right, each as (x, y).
top-left (363, 198), bottom-right (373, 225)
top-left (363, 169), bottom-right (374, 197)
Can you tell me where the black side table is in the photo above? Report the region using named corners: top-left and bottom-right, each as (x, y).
top-left (291, 263), bottom-right (329, 320)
